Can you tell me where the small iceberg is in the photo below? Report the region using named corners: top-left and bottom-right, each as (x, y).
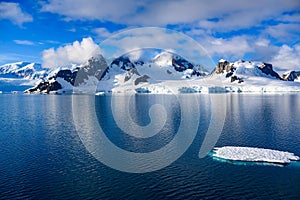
top-left (212, 146), bottom-right (300, 166)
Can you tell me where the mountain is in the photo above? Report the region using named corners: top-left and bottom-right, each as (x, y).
top-left (2, 53), bottom-right (300, 94)
top-left (0, 62), bottom-right (49, 93)
top-left (25, 52), bottom-right (209, 94)
top-left (212, 59), bottom-right (283, 83)
top-left (25, 55), bottom-right (108, 94)
top-left (205, 59), bottom-right (300, 93)
top-left (0, 62), bottom-right (48, 80)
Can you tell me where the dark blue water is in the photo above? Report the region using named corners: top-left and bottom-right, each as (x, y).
top-left (0, 94), bottom-right (300, 199)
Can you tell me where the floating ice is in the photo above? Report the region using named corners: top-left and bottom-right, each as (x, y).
top-left (212, 146), bottom-right (300, 165)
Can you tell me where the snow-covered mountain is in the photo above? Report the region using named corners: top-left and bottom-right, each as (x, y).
top-left (26, 55), bottom-right (108, 94)
top-left (0, 62), bottom-right (48, 80)
top-left (25, 52), bottom-right (209, 94)
top-left (0, 62), bottom-right (49, 93)
top-left (1, 53), bottom-right (300, 94)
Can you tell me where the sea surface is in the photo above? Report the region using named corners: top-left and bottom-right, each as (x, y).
top-left (0, 94), bottom-right (300, 199)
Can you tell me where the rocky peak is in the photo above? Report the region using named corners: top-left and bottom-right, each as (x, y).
top-left (111, 56), bottom-right (135, 71)
top-left (282, 71), bottom-right (300, 81)
top-left (258, 63), bottom-right (282, 80)
top-left (213, 59), bottom-right (235, 74)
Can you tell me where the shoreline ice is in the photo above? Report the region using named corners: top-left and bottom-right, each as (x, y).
top-left (212, 146), bottom-right (300, 165)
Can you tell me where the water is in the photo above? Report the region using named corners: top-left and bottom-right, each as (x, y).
top-left (0, 94), bottom-right (300, 199)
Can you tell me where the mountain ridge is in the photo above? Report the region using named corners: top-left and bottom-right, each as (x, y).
top-left (1, 53), bottom-right (300, 94)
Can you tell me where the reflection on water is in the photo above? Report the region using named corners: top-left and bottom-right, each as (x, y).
top-left (73, 94), bottom-right (203, 173)
top-left (0, 94), bottom-right (299, 199)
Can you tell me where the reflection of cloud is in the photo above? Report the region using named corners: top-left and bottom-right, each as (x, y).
top-left (0, 2), bottom-right (32, 26)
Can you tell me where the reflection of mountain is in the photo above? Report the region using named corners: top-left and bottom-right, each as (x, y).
top-left (1, 53), bottom-right (300, 94)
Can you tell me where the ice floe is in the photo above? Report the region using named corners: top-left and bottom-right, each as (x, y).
top-left (212, 146), bottom-right (300, 165)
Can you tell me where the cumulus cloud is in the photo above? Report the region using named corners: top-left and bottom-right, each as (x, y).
top-left (42, 37), bottom-right (101, 68)
top-left (0, 2), bottom-right (33, 26)
top-left (270, 44), bottom-right (300, 71)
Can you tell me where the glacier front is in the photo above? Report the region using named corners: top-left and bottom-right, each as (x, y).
top-left (212, 146), bottom-right (299, 165)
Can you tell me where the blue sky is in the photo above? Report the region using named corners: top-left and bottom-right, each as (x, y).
top-left (0, 0), bottom-right (299, 71)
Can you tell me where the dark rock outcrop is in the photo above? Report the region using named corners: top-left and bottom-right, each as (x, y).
top-left (258, 63), bottom-right (282, 80)
top-left (124, 68), bottom-right (141, 82)
top-left (111, 56), bottom-right (135, 71)
top-left (26, 79), bottom-right (62, 94)
top-left (282, 71), bottom-right (300, 81)
top-left (231, 75), bottom-right (244, 83)
top-left (214, 60), bottom-right (244, 83)
top-left (213, 60), bottom-right (235, 74)
top-left (134, 75), bottom-right (150, 85)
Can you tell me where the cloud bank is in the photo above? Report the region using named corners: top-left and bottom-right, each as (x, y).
top-left (39, 0), bottom-right (300, 70)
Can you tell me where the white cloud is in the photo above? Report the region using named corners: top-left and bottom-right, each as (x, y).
top-left (93, 27), bottom-right (112, 38)
top-left (14, 40), bottom-right (35, 45)
top-left (41, 0), bottom-right (299, 32)
top-left (42, 37), bottom-right (101, 68)
top-left (201, 36), bottom-right (253, 60)
top-left (270, 44), bottom-right (300, 71)
top-left (0, 2), bottom-right (33, 26)
top-left (265, 23), bottom-right (300, 42)
top-left (255, 39), bottom-right (270, 47)
top-left (41, 0), bottom-right (139, 21)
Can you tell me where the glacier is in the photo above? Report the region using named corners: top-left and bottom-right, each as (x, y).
top-left (212, 146), bottom-right (300, 165)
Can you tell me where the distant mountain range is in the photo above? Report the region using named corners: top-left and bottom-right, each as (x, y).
top-left (1, 52), bottom-right (300, 94)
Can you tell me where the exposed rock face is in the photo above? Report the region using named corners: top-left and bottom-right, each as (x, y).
top-left (26, 79), bottom-right (62, 93)
top-left (213, 60), bottom-right (235, 74)
top-left (258, 63), bottom-right (282, 80)
top-left (282, 71), bottom-right (300, 81)
top-left (25, 55), bottom-right (108, 94)
top-left (171, 56), bottom-right (207, 76)
top-left (134, 75), bottom-right (150, 85)
top-left (124, 68), bottom-right (141, 82)
top-left (231, 76), bottom-right (244, 83)
top-left (214, 59), bottom-right (244, 83)
top-left (111, 56), bottom-right (136, 71)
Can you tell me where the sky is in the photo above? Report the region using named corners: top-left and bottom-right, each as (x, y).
top-left (0, 0), bottom-right (299, 71)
